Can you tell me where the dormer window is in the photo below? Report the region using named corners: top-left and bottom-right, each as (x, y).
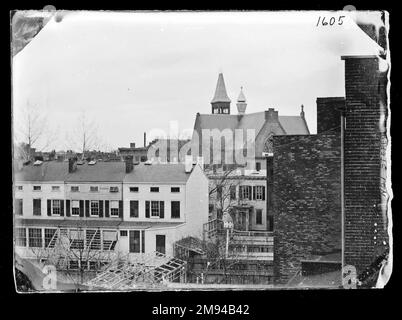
top-left (33, 186), bottom-right (41, 191)
top-left (150, 187), bottom-right (159, 193)
top-left (71, 186), bottom-right (79, 192)
top-left (90, 186), bottom-right (99, 192)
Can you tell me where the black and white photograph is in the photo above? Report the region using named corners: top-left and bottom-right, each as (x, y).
top-left (11, 8), bottom-right (392, 293)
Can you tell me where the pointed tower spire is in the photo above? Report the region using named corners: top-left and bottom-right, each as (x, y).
top-left (211, 73), bottom-right (231, 114)
top-left (237, 86), bottom-right (247, 115)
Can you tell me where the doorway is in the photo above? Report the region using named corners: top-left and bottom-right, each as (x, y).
top-left (156, 234), bottom-right (166, 255)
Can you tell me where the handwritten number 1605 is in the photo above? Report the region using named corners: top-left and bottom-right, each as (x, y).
top-left (317, 16), bottom-right (345, 26)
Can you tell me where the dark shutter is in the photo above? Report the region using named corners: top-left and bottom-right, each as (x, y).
top-left (60, 200), bottom-right (64, 216)
top-left (262, 186), bottom-right (266, 201)
top-left (119, 200), bottom-right (123, 218)
top-left (85, 200), bottom-right (90, 217)
top-left (47, 200), bottom-right (51, 216)
top-left (66, 200), bottom-right (70, 217)
top-left (253, 186), bottom-right (256, 200)
top-left (79, 200), bottom-right (84, 217)
top-left (105, 200), bottom-right (109, 218)
top-left (141, 230), bottom-right (145, 253)
top-left (248, 186), bottom-right (252, 200)
top-left (159, 201), bottom-right (164, 219)
top-left (145, 201), bottom-right (150, 218)
top-left (99, 200), bottom-right (104, 218)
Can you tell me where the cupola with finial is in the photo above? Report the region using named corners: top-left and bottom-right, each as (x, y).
top-left (300, 104), bottom-right (305, 118)
top-left (236, 86), bottom-right (247, 115)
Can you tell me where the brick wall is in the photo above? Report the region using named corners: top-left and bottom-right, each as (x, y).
top-left (316, 97), bottom-right (345, 134)
top-left (273, 129), bottom-right (341, 284)
top-left (342, 56), bottom-right (389, 278)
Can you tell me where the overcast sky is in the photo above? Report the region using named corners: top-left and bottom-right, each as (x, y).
top-left (12, 11), bottom-right (381, 152)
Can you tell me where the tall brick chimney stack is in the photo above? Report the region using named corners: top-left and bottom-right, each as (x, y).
top-left (341, 55), bottom-right (388, 279)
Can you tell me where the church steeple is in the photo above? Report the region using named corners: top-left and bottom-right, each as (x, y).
top-left (211, 73), bottom-right (231, 114)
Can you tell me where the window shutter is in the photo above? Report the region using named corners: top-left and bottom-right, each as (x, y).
top-left (47, 200), bottom-right (51, 216)
top-left (66, 200), bottom-right (70, 217)
top-left (99, 200), bottom-right (104, 218)
top-left (105, 200), bottom-right (110, 218)
top-left (145, 201), bottom-right (150, 218)
top-left (79, 200), bottom-right (84, 217)
top-left (141, 230), bottom-right (145, 253)
top-left (262, 186), bottom-right (266, 201)
top-left (60, 200), bottom-right (64, 216)
top-left (119, 200), bottom-right (123, 218)
top-left (159, 201), bottom-right (164, 219)
top-left (253, 186), bottom-right (256, 200)
top-left (85, 200), bottom-right (90, 217)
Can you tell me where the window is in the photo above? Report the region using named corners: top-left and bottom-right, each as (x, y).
top-left (52, 186), bottom-right (60, 192)
top-left (90, 186), bottom-right (99, 192)
top-left (16, 186), bottom-right (23, 191)
top-left (120, 230), bottom-right (128, 237)
top-left (103, 230), bottom-right (117, 251)
top-left (129, 187), bottom-right (139, 192)
top-left (33, 185), bottom-right (41, 191)
top-left (171, 201), bottom-right (180, 219)
top-left (110, 201), bottom-right (119, 217)
top-left (254, 186), bottom-right (265, 201)
top-left (150, 187), bottom-right (159, 193)
top-left (129, 230), bottom-right (140, 253)
top-left (33, 199), bottom-right (41, 216)
top-left (71, 200), bottom-right (80, 216)
top-left (256, 209), bottom-right (263, 225)
top-left (171, 187), bottom-right (180, 193)
top-left (109, 186), bottom-right (119, 193)
top-left (52, 200), bottom-right (61, 215)
top-left (44, 229), bottom-right (57, 248)
top-left (130, 200), bottom-right (139, 218)
top-left (90, 201), bottom-right (99, 216)
top-left (209, 204), bottom-right (214, 213)
top-left (68, 260), bottom-right (79, 270)
top-left (15, 199), bottom-right (23, 216)
top-left (256, 162), bottom-right (261, 172)
top-left (151, 201), bottom-right (160, 217)
top-left (239, 186), bottom-right (252, 200)
top-left (71, 186), bottom-right (79, 192)
top-left (70, 229), bottom-right (84, 249)
top-left (16, 228), bottom-right (26, 247)
top-left (88, 261), bottom-right (98, 271)
top-left (28, 228), bottom-right (42, 248)
top-left (86, 229), bottom-right (101, 250)
top-left (230, 185), bottom-right (236, 200)
top-left (145, 201), bottom-right (164, 218)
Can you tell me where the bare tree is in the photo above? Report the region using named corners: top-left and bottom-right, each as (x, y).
top-left (67, 111), bottom-right (100, 160)
top-left (14, 102), bottom-right (54, 161)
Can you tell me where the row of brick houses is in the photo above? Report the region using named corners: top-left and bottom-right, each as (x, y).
top-left (14, 157), bottom-right (209, 266)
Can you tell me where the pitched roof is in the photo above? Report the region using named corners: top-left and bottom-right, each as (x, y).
top-left (65, 162), bottom-right (126, 182)
top-left (124, 163), bottom-right (190, 184)
top-left (211, 73), bottom-right (231, 103)
top-left (14, 161), bottom-right (68, 182)
top-left (278, 115), bottom-right (310, 135)
top-left (193, 111), bottom-right (310, 138)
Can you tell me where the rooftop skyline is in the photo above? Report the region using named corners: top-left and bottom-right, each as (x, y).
top-left (12, 11), bottom-right (381, 152)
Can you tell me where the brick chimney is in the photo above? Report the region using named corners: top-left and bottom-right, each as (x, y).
top-left (265, 108), bottom-right (278, 121)
top-left (130, 142), bottom-right (136, 149)
top-left (125, 156), bottom-right (134, 173)
top-left (68, 157), bottom-right (77, 173)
